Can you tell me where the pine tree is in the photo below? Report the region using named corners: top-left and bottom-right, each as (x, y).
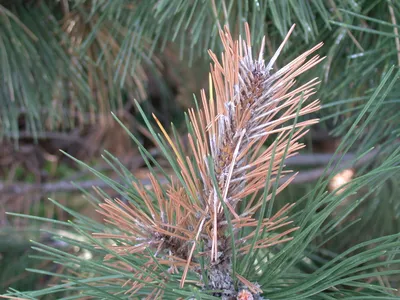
top-left (2, 0), bottom-right (400, 299)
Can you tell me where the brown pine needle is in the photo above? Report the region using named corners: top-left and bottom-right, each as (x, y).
top-left (236, 274), bottom-right (263, 294)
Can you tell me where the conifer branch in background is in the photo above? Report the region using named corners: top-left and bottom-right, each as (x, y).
top-left (94, 23), bottom-right (323, 299)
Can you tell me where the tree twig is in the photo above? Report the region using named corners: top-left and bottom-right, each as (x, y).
top-left (0, 150), bottom-right (382, 196)
top-left (2, 130), bottom-right (87, 145)
top-left (0, 178), bottom-right (158, 195)
top-left (281, 147), bottom-right (380, 185)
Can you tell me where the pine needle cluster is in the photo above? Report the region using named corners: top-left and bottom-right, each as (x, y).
top-left (92, 24), bottom-right (323, 299)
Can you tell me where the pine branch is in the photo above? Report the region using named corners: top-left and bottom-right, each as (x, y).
top-left (0, 149), bottom-right (375, 196)
top-left (0, 151), bottom-right (367, 198)
top-left (91, 23), bottom-right (324, 299)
